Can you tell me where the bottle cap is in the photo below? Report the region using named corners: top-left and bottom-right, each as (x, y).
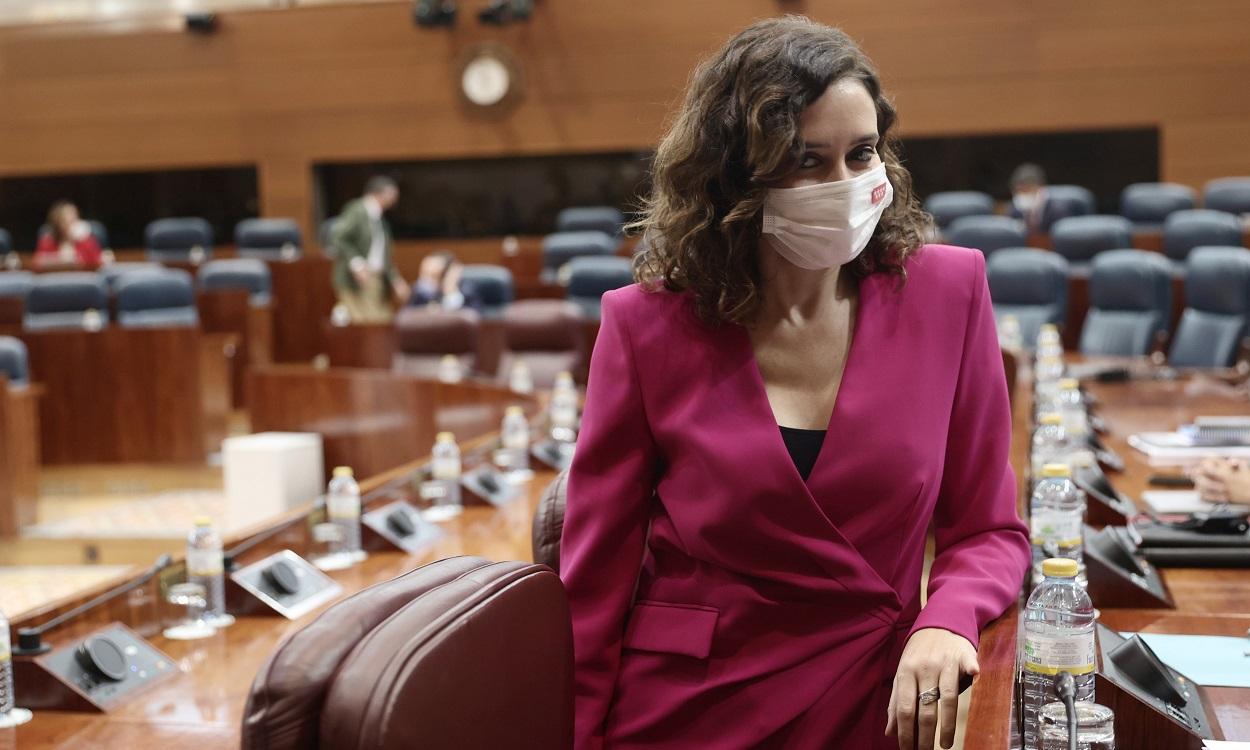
top-left (1041, 463), bottom-right (1072, 478)
top-left (506, 406), bottom-right (524, 416)
top-left (1058, 378), bottom-right (1080, 390)
top-left (556, 371), bottom-right (573, 383)
top-left (1041, 558), bottom-right (1079, 578)
top-left (436, 431), bottom-right (455, 442)
top-left (194, 515), bottom-right (212, 527)
top-left (333, 466), bottom-right (354, 478)
top-left (1038, 413), bottom-right (1064, 425)
top-left (441, 354), bottom-right (458, 363)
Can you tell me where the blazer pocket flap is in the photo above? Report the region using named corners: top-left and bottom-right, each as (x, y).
top-left (623, 601), bottom-right (718, 659)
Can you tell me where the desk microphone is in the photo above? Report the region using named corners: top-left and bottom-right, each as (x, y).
top-left (1053, 671), bottom-right (1078, 750)
top-left (15, 554), bottom-right (173, 656)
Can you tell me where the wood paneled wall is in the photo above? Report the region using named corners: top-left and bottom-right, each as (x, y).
top-left (0, 0), bottom-right (1247, 242)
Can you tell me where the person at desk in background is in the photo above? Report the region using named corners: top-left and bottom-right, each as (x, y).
top-left (406, 250), bottom-right (482, 312)
top-left (1007, 163), bottom-right (1075, 234)
top-left (330, 176), bottom-right (409, 323)
top-left (1195, 458), bottom-right (1250, 504)
top-left (560, 16), bottom-right (1031, 750)
top-left (33, 201), bottom-right (102, 270)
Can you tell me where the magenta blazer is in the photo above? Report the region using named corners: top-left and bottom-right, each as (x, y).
top-left (561, 244), bottom-right (1030, 748)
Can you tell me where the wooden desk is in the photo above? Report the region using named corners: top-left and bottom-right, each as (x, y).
top-left (323, 322), bottom-right (396, 369)
top-left (267, 257), bottom-right (336, 364)
top-left (964, 361), bottom-right (1250, 746)
top-left (0, 379), bottom-right (41, 537)
top-left (19, 327), bottom-right (235, 464)
top-left (197, 290), bottom-right (272, 409)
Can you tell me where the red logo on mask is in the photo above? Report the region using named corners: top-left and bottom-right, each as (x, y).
top-left (871, 183), bottom-right (887, 204)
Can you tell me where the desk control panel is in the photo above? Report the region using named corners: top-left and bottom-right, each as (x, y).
top-left (22, 623), bottom-right (179, 711)
top-left (231, 549), bottom-right (343, 620)
top-left (362, 500), bottom-right (444, 555)
top-left (1095, 625), bottom-right (1218, 742)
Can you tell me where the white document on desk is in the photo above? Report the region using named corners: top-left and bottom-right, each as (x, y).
top-left (1140, 490), bottom-right (1250, 515)
top-left (1128, 432), bottom-right (1250, 467)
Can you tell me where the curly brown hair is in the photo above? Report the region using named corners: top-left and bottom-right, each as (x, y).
top-left (632, 16), bottom-right (930, 324)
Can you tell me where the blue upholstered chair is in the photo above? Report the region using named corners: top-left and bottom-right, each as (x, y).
top-left (236, 218), bottom-right (302, 261)
top-left (198, 259), bottom-right (272, 306)
top-left (923, 191), bottom-right (996, 230)
top-left (1050, 216), bottom-right (1134, 267)
top-left (1168, 247), bottom-right (1250, 367)
top-left (565, 256), bottom-right (635, 319)
top-left (1046, 185), bottom-right (1097, 218)
top-left (0, 336), bottom-right (28, 385)
top-left (460, 264), bottom-right (514, 318)
top-left (0, 271), bottom-right (33, 300)
top-left (1119, 182), bottom-right (1197, 228)
top-left (115, 269), bottom-right (199, 328)
top-left (99, 262), bottom-right (165, 291)
top-left (0, 228), bottom-right (11, 255)
top-left (1203, 177), bottom-right (1250, 216)
top-left (555, 207), bottom-right (625, 237)
top-left (145, 217), bottom-right (214, 263)
top-left (943, 215), bottom-right (1028, 256)
top-left (1078, 250), bottom-right (1173, 356)
top-left (541, 231), bottom-right (617, 281)
top-left (23, 272), bottom-right (109, 331)
top-left (986, 248), bottom-right (1069, 347)
top-left (1162, 209), bottom-right (1244, 264)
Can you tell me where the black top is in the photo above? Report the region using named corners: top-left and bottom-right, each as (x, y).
top-left (778, 426), bottom-right (827, 481)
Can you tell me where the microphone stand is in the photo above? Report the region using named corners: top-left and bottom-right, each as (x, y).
top-left (1054, 671), bottom-right (1078, 750)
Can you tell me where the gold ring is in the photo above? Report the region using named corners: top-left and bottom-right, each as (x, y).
top-left (918, 687), bottom-right (941, 705)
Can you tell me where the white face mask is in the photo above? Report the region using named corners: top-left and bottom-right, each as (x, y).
top-left (761, 163), bottom-right (893, 270)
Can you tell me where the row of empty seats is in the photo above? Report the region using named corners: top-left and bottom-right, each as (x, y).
top-left (925, 177), bottom-right (1250, 230)
top-left (0, 217), bottom-right (302, 261)
top-left (0, 259), bottom-right (272, 330)
top-left (987, 246), bottom-right (1250, 366)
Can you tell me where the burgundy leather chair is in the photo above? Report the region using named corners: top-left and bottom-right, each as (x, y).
top-left (392, 307), bottom-right (480, 378)
top-left (498, 299), bottom-right (584, 389)
top-left (242, 556), bottom-right (572, 750)
top-left (532, 470), bottom-right (568, 573)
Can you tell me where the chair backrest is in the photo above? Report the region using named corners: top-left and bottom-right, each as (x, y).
top-left (23, 272), bottom-right (109, 331)
top-left (1169, 246), bottom-right (1250, 367)
top-left (115, 268), bottom-right (199, 328)
top-left (500, 299), bottom-right (584, 388)
top-left (565, 255), bottom-right (634, 319)
top-left (393, 307), bottom-right (480, 377)
top-left (1162, 209), bottom-right (1244, 262)
top-left (541, 231), bottom-right (617, 274)
top-left (145, 217), bottom-right (214, 262)
top-left (460, 264), bottom-right (514, 317)
top-left (943, 215), bottom-right (1028, 255)
top-left (1050, 215), bottom-right (1133, 263)
top-left (1079, 249), bottom-right (1172, 356)
top-left (532, 471), bottom-right (568, 573)
top-left (197, 258), bottom-right (273, 305)
top-left (1119, 182), bottom-right (1197, 226)
top-left (99, 262), bottom-right (165, 291)
top-left (923, 191), bottom-right (995, 229)
top-left (1046, 184), bottom-right (1097, 217)
top-left (555, 206), bottom-right (624, 236)
top-left (242, 556), bottom-right (511, 750)
top-left (318, 559), bottom-right (572, 750)
top-left (0, 336), bottom-right (29, 385)
top-left (236, 218), bottom-right (302, 260)
top-left (0, 271), bottom-right (33, 299)
top-left (1203, 177), bottom-right (1250, 216)
top-left (0, 228), bottom-right (11, 255)
top-left (986, 248), bottom-right (1069, 347)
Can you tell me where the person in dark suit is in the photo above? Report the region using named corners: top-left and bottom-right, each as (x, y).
top-left (406, 250), bottom-right (483, 312)
top-left (1007, 163), bottom-right (1075, 234)
top-left (330, 176), bottom-right (409, 322)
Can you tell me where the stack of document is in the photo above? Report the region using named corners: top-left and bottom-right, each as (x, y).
top-left (1127, 431), bottom-right (1250, 467)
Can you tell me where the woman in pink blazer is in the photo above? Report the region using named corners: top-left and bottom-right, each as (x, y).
top-left (561, 16), bottom-right (1030, 750)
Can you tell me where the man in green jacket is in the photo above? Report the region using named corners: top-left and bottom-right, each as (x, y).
top-left (330, 176), bottom-right (409, 322)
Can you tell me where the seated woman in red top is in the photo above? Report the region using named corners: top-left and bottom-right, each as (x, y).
top-left (560, 16), bottom-right (1031, 750)
top-left (33, 201), bottom-right (103, 270)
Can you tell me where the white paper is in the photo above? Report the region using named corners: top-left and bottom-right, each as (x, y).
top-left (1202, 741), bottom-right (1250, 749)
top-left (1141, 490), bottom-right (1250, 515)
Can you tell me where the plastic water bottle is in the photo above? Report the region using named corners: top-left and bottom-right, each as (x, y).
top-left (425, 432), bottom-right (463, 521)
top-left (187, 517), bottom-right (230, 626)
top-left (509, 361), bottom-right (533, 394)
top-left (1031, 413), bottom-right (1070, 480)
top-left (549, 371), bottom-right (579, 443)
top-left (1021, 557), bottom-right (1096, 749)
top-left (1030, 464), bottom-right (1087, 582)
top-left (327, 467), bottom-right (364, 563)
top-left (1036, 323), bottom-right (1063, 358)
top-left (0, 607), bottom-right (13, 716)
top-left (997, 314), bottom-right (1023, 352)
top-left (1053, 378), bottom-right (1088, 440)
top-left (500, 406), bottom-right (531, 479)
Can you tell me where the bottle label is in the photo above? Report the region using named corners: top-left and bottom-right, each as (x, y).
top-left (1023, 630), bottom-right (1096, 675)
top-left (327, 493), bottom-right (360, 521)
top-left (187, 549), bottom-right (223, 577)
top-left (432, 459), bottom-right (460, 481)
top-left (1030, 511), bottom-right (1083, 547)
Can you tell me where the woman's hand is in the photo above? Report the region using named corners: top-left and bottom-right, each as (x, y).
top-left (885, 627), bottom-right (979, 750)
top-left (1194, 458), bottom-right (1250, 504)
